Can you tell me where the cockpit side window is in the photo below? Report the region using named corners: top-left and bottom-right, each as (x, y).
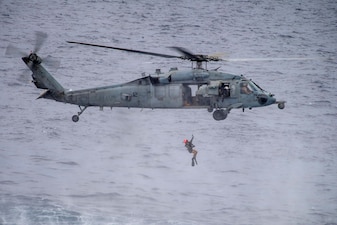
top-left (240, 82), bottom-right (253, 94)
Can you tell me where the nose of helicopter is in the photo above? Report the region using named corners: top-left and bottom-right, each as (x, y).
top-left (257, 93), bottom-right (276, 106)
top-left (269, 95), bottom-right (276, 105)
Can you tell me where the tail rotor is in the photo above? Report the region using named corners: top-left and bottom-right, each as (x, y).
top-left (5, 31), bottom-right (60, 70)
top-left (5, 31), bottom-right (48, 58)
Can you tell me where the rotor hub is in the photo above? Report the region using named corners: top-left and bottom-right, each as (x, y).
top-left (28, 53), bottom-right (42, 64)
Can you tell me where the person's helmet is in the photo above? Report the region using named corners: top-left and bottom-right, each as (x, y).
top-left (183, 139), bottom-right (188, 144)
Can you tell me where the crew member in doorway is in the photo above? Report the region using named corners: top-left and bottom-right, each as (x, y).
top-left (183, 135), bottom-right (198, 166)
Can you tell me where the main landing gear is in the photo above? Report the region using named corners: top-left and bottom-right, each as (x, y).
top-left (208, 107), bottom-right (228, 121)
top-left (72, 105), bottom-right (88, 122)
top-left (212, 109), bottom-right (228, 121)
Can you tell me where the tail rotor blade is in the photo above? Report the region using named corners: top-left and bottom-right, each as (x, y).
top-left (34, 31), bottom-right (48, 53)
top-left (43, 55), bottom-right (61, 71)
top-left (5, 44), bottom-right (26, 57)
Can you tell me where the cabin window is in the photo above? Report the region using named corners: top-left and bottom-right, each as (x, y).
top-left (121, 93), bottom-right (132, 101)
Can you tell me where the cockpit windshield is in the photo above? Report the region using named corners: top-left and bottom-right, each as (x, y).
top-left (250, 81), bottom-right (264, 91)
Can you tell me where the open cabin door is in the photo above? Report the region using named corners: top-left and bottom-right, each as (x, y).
top-left (191, 81), bottom-right (231, 106)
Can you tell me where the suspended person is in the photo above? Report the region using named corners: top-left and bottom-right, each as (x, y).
top-left (183, 135), bottom-right (198, 166)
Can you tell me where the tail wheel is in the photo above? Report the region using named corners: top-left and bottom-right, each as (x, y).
top-left (72, 115), bottom-right (79, 122)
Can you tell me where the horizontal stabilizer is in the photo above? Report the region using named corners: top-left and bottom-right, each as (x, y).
top-left (37, 90), bottom-right (49, 99)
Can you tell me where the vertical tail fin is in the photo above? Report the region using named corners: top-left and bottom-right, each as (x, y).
top-left (22, 53), bottom-right (65, 93)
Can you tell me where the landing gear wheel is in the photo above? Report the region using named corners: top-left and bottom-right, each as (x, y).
top-left (72, 115), bottom-right (79, 122)
top-left (207, 107), bottom-right (213, 113)
top-left (72, 106), bottom-right (88, 122)
top-left (278, 102), bottom-right (285, 109)
top-left (212, 109), bottom-right (228, 121)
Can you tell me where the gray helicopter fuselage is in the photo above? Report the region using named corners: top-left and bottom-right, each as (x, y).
top-left (58, 68), bottom-right (276, 110)
top-left (23, 53), bottom-right (283, 122)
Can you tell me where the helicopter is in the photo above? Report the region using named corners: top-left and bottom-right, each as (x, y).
top-left (8, 32), bottom-right (290, 123)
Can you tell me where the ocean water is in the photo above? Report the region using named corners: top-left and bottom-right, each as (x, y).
top-left (1, 0), bottom-right (337, 224)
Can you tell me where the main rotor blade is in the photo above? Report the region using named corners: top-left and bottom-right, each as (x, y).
top-left (170, 46), bottom-right (215, 61)
top-left (170, 47), bottom-right (224, 61)
top-left (224, 57), bottom-right (317, 62)
top-left (67, 41), bottom-right (183, 59)
top-left (169, 46), bottom-right (197, 59)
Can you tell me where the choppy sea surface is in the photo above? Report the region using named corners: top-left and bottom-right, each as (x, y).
top-left (1, 0), bottom-right (337, 224)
